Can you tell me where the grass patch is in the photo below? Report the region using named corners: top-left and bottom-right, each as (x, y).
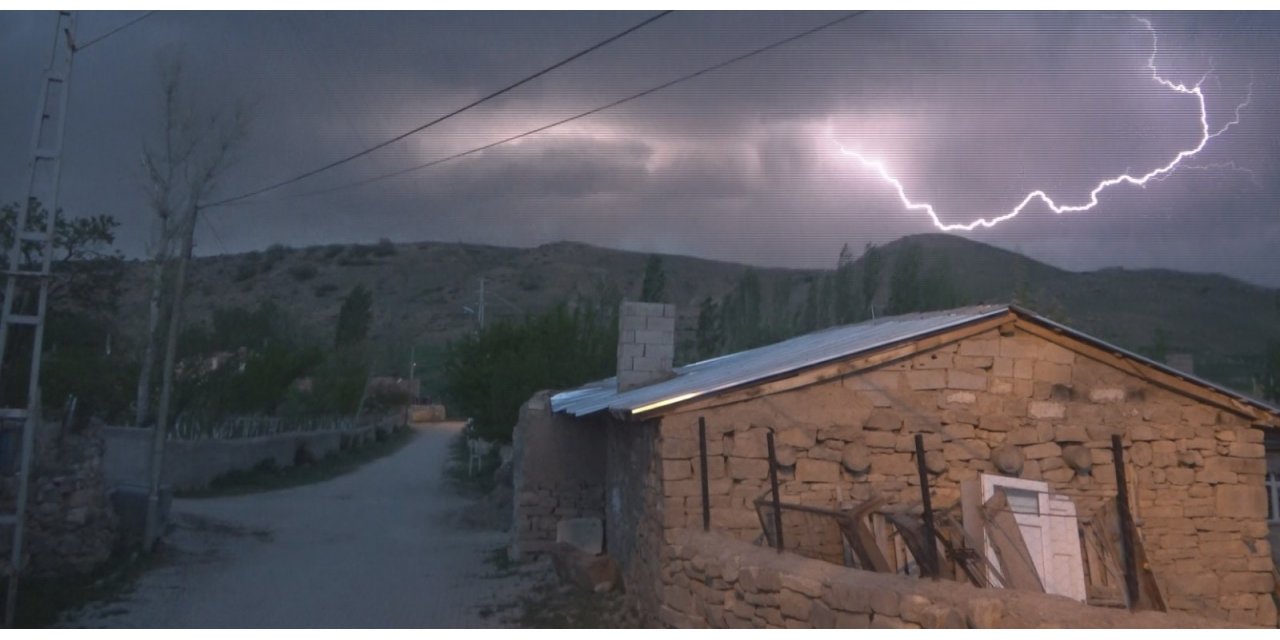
top-left (5, 542), bottom-right (171, 628)
top-left (516, 584), bottom-right (639, 628)
top-left (178, 425), bottom-right (415, 498)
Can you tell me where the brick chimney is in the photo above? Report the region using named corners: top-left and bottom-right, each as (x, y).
top-left (617, 301), bottom-right (676, 392)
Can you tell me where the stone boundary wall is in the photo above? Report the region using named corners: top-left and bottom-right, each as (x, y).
top-left (103, 420), bottom-right (388, 492)
top-left (659, 529), bottom-right (1244, 629)
top-left (653, 326), bottom-right (1276, 624)
top-left (1, 420), bottom-right (117, 580)
top-left (511, 391), bottom-right (606, 559)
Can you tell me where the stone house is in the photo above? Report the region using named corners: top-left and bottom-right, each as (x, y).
top-left (512, 302), bottom-right (1280, 627)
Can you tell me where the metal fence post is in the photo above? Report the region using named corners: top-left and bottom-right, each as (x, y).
top-left (698, 416), bottom-right (710, 532)
top-left (915, 434), bottom-right (939, 578)
top-left (766, 429), bottom-right (784, 552)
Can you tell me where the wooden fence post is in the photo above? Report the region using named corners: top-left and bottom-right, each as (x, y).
top-left (1112, 434), bottom-right (1139, 609)
top-left (698, 416), bottom-right (710, 532)
top-left (767, 429), bottom-right (784, 553)
top-left (915, 434), bottom-right (939, 578)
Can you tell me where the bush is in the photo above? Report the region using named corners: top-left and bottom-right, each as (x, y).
top-left (322, 244), bottom-right (344, 260)
top-left (232, 261), bottom-right (258, 282)
top-left (372, 238), bottom-right (397, 257)
top-left (314, 283), bottom-right (338, 297)
top-left (288, 263), bottom-right (318, 282)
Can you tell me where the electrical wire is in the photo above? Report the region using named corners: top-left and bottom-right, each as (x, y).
top-left (258, 11), bottom-right (870, 205)
top-left (204, 10), bottom-right (673, 208)
top-left (74, 11), bottom-right (155, 52)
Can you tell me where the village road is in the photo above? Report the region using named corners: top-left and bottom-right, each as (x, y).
top-left (63, 422), bottom-right (528, 628)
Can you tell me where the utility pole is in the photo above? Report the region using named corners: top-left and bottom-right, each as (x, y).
top-left (1, 11), bottom-right (76, 627)
top-left (143, 203), bottom-right (198, 548)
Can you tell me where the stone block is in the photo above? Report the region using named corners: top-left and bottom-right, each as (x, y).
top-left (1216, 484), bottom-right (1266, 518)
top-left (796, 459), bottom-right (840, 483)
top-left (864, 431), bottom-right (896, 449)
top-left (1089, 387), bottom-right (1126, 404)
top-left (825, 582), bottom-right (871, 613)
top-left (1033, 361), bottom-right (1072, 384)
top-left (922, 605), bottom-right (965, 629)
top-left (835, 612), bottom-right (871, 628)
top-left (1022, 442), bottom-right (1061, 460)
top-left (1054, 425), bottom-right (1089, 443)
top-left (728, 457), bottom-right (770, 480)
top-left (869, 590), bottom-right (899, 616)
top-left (841, 446), bottom-right (871, 474)
top-left (779, 589), bottom-right (812, 621)
top-left (944, 391), bottom-right (976, 405)
top-left (865, 410), bottom-right (902, 431)
top-left (1027, 401), bottom-right (1065, 420)
top-left (555, 518), bottom-right (603, 555)
top-left (979, 415), bottom-right (1015, 432)
top-left (776, 427), bottom-right (816, 449)
top-left (959, 339), bottom-right (999, 357)
top-left (964, 598), bottom-right (1004, 629)
top-left (664, 459), bottom-right (692, 480)
top-left (899, 594), bottom-right (931, 624)
top-left (947, 369), bottom-right (987, 391)
top-left (1221, 572), bottom-right (1274, 594)
top-left (906, 370), bottom-right (946, 390)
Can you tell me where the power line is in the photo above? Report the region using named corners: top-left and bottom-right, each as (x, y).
top-left (74, 11), bottom-right (155, 52)
top-left (258, 11), bottom-right (869, 204)
top-left (204, 10), bottom-right (673, 208)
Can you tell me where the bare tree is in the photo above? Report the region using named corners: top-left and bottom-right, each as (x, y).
top-left (135, 53), bottom-right (248, 428)
top-left (137, 52), bottom-right (250, 546)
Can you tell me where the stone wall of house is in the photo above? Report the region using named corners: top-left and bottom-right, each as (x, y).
top-left (1, 419), bottom-right (117, 580)
top-left (659, 529), bottom-right (1241, 628)
top-left (510, 391), bottom-right (606, 559)
top-left (652, 326), bottom-right (1276, 625)
top-left (605, 417), bottom-right (664, 619)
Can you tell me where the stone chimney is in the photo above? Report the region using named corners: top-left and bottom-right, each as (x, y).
top-left (617, 301), bottom-right (676, 392)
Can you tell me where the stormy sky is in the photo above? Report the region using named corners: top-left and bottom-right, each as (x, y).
top-left (2, 11), bottom-right (1278, 286)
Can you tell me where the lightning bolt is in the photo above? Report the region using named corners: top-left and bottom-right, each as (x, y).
top-left (837, 17), bottom-right (1252, 232)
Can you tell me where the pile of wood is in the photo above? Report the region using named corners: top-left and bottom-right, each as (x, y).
top-left (752, 489), bottom-right (1166, 612)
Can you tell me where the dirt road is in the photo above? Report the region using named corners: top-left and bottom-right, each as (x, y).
top-left (64, 422), bottom-right (531, 628)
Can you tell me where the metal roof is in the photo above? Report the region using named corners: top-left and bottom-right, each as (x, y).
top-left (550, 305), bottom-right (1011, 418)
top-left (550, 303), bottom-right (1280, 422)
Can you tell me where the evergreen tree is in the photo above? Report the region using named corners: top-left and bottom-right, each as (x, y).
top-left (833, 243), bottom-right (858, 324)
top-left (887, 242), bottom-right (922, 315)
top-left (861, 242), bottom-right (883, 317)
top-left (695, 296), bottom-right (723, 360)
top-left (335, 285), bottom-right (373, 348)
top-left (640, 254), bottom-right (666, 303)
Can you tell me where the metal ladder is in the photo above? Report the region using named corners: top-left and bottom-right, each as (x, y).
top-left (0, 11), bottom-right (76, 627)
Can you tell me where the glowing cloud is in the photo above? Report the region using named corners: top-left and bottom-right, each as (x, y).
top-left (837, 17), bottom-right (1252, 232)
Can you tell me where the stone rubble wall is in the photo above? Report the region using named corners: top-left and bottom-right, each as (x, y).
top-left (659, 529), bottom-right (1242, 629)
top-left (1, 419), bottom-right (117, 579)
top-left (653, 327), bottom-right (1276, 625)
top-left (511, 391), bottom-right (606, 559)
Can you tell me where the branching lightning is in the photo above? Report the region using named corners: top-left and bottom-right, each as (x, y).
top-left (837, 17), bottom-right (1252, 232)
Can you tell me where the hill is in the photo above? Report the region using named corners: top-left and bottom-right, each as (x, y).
top-left (108, 234), bottom-right (1279, 400)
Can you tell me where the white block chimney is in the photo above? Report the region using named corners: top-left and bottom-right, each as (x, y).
top-left (617, 301), bottom-right (676, 392)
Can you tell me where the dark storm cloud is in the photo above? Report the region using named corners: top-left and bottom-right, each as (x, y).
top-left (2, 11), bottom-right (1278, 286)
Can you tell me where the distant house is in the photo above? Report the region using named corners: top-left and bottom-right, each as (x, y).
top-left (512, 303), bottom-right (1280, 627)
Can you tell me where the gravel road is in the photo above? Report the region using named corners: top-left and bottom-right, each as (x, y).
top-left (63, 422), bottom-right (532, 628)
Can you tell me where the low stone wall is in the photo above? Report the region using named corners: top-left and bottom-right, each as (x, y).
top-left (103, 422), bottom-right (384, 492)
top-left (408, 404), bottom-right (447, 423)
top-left (660, 529), bottom-right (1243, 629)
top-left (1, 420), bottom-right (117, 580)
top-left (511, 391), bottom-right (606, 559)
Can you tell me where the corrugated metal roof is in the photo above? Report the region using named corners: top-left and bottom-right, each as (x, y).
top-left (550, 305), bottom-right (1011, 418)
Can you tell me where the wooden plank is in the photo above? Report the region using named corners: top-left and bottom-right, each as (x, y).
top-left (837, 497), bottom-right (892, 573)
top-left (982, 491), bottom-right (1046, 593)
top-left (885, 510), bottom-right (954, 580)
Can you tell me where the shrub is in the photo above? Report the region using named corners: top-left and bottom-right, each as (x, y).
top-left (313, 282), bottom-right (338, 297)
top-left (288, 263), bottom-right (319, 282)
top-left (372, 238), bottom-right (397, 257)
top-left (322, 244), bottom-right (344, 260)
